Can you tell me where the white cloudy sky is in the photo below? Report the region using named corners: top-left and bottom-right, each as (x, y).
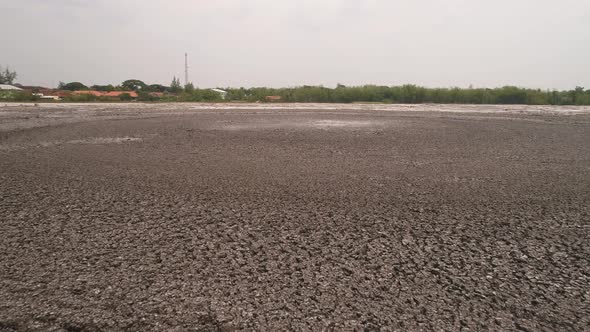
top-left (1, 0), bottom-right (589, 89)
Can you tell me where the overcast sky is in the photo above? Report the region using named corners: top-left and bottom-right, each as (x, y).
top-left (1, 0), bottom-right (589, 89)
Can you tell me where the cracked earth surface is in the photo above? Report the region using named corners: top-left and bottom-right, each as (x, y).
top-left (1, 104), bottom-right (589, 331)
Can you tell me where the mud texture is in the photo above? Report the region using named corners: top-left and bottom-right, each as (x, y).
top-left (1, 104), bottom-right (590, 331)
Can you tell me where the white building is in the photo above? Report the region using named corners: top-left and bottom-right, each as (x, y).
top-left (33, 93), bottom-right (61, 101)
top-left (211, 88), bottom-right (228, 100)
top-left (0, 84), bottom-right (23, 91)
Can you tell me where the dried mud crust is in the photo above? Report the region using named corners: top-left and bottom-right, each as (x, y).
top-left (1, 105), bottom-right (589, 331)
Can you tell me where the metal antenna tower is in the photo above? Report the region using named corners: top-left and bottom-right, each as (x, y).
top-left (184, 53), bottom-right (189, 86)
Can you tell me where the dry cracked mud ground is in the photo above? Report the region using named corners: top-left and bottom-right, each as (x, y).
top-left (1, 103), bottom-right (589, 331)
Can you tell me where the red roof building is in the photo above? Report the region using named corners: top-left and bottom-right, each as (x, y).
top-left (73, 90), bottom-right (104, 97)
top-left (104, 91), bottom-right (138, 98)
top-left (72, 90), bottom-right (138, 98)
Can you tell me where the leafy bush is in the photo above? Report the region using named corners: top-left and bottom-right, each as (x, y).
top-left (0, 91), bottom-right (38, 102)
top-left (119, 93), bottom-right (133, 101)
top-left (63, 93), bottom-right (98, 102)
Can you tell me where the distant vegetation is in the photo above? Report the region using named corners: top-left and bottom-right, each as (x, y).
top-left (58, 81), bottom-right (88, 91)
top-left (5, 83), bottom-right (590, 105)
top-left (2, 68), bottom-right (590, 105)
top-left (220, 85), bottom-right (590, 105)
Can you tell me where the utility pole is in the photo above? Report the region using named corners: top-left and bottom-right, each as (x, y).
top-left (184, 53), bottom-right (189, 86)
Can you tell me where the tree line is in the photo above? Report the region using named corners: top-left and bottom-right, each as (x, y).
top-left (2, 66), bottom-right (590, 105)
top-left (51, 78), bottom-right (222, 102)
top-left (57, 82), bottom-right (590, 105)
top-left (57, 79), bottom-right (178, 94)
top-left (221, 85), bottom-right (590, 105)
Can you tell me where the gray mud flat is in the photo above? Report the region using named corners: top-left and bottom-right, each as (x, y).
top-left (1, 104), bottom-right (589, 331)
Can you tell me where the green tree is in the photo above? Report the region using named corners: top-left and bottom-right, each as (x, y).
top-left (495, 86), bottom-right (527, 104)
top-left (184, 82), bottom-right (195, 93)
top-left (170, 76), bottom-right (183, 94)
top-left (146, 84), bottom-right (168, 93)
top-left (121, 79), bottom-right (147, 91)
top-left (59, 82), bottom-right (88, 91)
top-left (91, 84), bottom-right (115, 92)
top-left (572, 86), bottom-right (585, 105)
top-left (0, 65), bottom-right (17, 84)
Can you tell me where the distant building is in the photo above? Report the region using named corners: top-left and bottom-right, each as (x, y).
top-left (33, 93), bottom-right (61, 101)
top-left (36, 90), bottom-right (72, 98)
top-left (14, 84), bottom-right (48, 91)
top-left (0, 84), bottom-right (23, 91)
top-left (265, 96), bottom-right (282, 102)
top-left (52, 90), bottom-right (73, 98)
top-left (211, 88), bottom-right (228, 100)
